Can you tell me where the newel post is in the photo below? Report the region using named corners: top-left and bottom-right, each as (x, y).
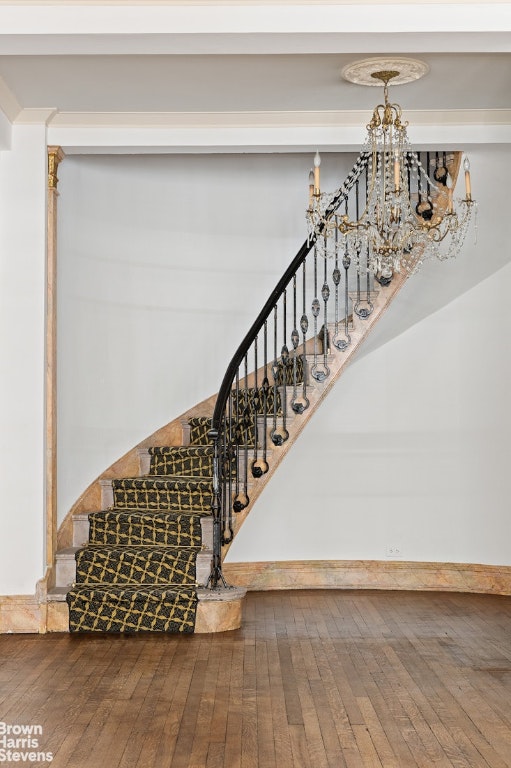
top-left (208, 427), bottom-right (227, 588)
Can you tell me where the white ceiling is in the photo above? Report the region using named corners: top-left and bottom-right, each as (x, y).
top-left (0, 1), bottom-right (509, 153)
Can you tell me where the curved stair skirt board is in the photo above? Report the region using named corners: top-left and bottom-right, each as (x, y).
top-left (42, 587), bottom-right (246, 634)
top-left (55, 392), bottom-right (218, 553)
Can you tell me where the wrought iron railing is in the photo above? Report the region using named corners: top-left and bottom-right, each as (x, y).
top-left (207, 150), bottom-right (456, 587)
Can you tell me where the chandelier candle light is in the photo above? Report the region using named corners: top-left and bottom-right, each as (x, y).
top-left (306, 59), bottom-right (476, 277)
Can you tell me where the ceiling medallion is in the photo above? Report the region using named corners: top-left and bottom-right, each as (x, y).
top-left (341, 57), bottom-right (430, 87)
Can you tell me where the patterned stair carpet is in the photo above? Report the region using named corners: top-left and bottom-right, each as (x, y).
top-left (66, 435), bottom-right (214, 633)
top-left (66, 379), bottom-right (293, 633)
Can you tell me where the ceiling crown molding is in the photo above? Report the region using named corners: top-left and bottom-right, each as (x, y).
top-left (46, 108), bottom-right (511, 154)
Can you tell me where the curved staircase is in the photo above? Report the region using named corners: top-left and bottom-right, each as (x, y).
top-left (45, 150), bottom-right (462, 633)
top-left (46, 271), bottom-right (407, 632)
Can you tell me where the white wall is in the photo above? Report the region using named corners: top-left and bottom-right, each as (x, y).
top-left (56, 153), bottom-right (356, 523)
top-left (228, 259), bottom-right (511, 565)
top-left (0, 124), bottom-right (47, 593)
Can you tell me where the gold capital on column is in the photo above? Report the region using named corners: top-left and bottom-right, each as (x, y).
top-left (48, 145), bottom-right (65, 190)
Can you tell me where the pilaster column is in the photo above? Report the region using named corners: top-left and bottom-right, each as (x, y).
top-left (46, 145), bottom-right (65, 572)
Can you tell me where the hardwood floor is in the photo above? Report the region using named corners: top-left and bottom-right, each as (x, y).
top-left (1, 590), bottom-right (511, 767)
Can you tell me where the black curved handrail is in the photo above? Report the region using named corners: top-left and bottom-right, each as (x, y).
top-left (211, 237), bottom-right (315, 434)
top-left (210, 168), bottom-right (361, 433)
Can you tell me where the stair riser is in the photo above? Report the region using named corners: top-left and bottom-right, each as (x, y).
top-left (73, 515), bottom-right (90, 547)
top-left (196, 551), bottom-right (213, 587)
top-left (55, 553), bottom-right (77, 589)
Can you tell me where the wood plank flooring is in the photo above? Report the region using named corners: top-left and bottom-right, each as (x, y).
top-left (1, 590), bottom-right (511, 767)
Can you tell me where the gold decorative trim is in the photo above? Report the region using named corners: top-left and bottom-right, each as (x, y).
top-left (47, 145), bottom-right (65, 190)
top-left (45, 145), bottom-right (65, 592)
top-left (223, 560), bottom-right (511, 597)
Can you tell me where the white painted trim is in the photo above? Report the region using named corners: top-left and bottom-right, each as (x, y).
top-left (47, 115), bottom-right (511, 154)
top-left (15, 108), bottom-right (58, 125)
top-left (48, 108), bottom-right (511, 129)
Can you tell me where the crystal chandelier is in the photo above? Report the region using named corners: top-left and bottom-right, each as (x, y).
top-left (306, 61), bottom-right (476, 277)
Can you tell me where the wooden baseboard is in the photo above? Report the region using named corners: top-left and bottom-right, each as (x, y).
top-left (222, 559), bottom-right (511, 596)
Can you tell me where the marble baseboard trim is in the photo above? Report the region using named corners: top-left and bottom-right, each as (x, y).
top-left (1, 589), bottom-right (246, 634)
top-left (5, 558), bottom-right (508, 634)
top-left (46, 602), bottom-right (69, 632)
top-left (222, 559), bottom-right (511, 596)
top-left (0, 595), bottom-right (44, 634)
top-left (195, 592), bottom-right (244, 633)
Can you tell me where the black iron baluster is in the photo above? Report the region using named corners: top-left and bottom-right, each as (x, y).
top-left (320, 234), bottom-right (331, 376)
top-left (221, 420), bottom-right (233, 544)
top-left (343, 240), bottom-right (351, 339)
top-left (298, 259), bottom-right (310, 412)
top-left (426, 151), bottom-right (431, 202)
top-left (281, 288), bottom-right (289, 437)
top-left (311, 243), bottom-right (327, 382)
top-left (333, 216), bottom-right (351, 351)
top-left (270, 304), bottom-right (288, 445)
top-left (250, 336), bottom-right (259, 477)
top-left (225, 395), bottom-right (234, 537)
top-left (232, 368), bottom-right (248, 513)
top-left (207, 425), bottom-right (227, 587)
top-left (251, 336), bottom-right (267, 478)
top-left (355, 178), bottom-right (362, 309)
top-left (417, 150), bottom-right (423, 210)
top-left (259, 322), bottom-right (270, 474)
top-left (332, 221), bottom-right (341, 347)
top-left (243, 354), bottom-right (250, 496)
top-left (354, 179), bottom-right (373, 319)
top-left (290, 273), bottom-right (301, 414)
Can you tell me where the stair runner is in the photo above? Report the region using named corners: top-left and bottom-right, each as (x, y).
top-left (66, 381), bottom-right (288, 633)
top-left (66, 437), bottom-right (214, 632)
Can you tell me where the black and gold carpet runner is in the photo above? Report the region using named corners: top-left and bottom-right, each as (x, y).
top-left (66, 433), bottom-right (214, 633)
